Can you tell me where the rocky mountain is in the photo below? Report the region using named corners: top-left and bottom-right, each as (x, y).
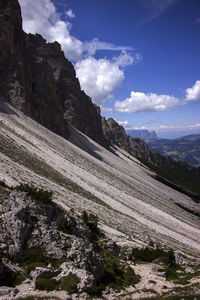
top-left (0, 0), bottom-right (106, 147)
top-left (126, 129), bottom-right (157, 140)
top-left (0, 101), bottom-right (200, 299)
top-left (0, 0), bottom-right (200, 298)
top-left (102, 118), bottom-right (150, 160)
top-left (147, 134), bottom-right (200, 167)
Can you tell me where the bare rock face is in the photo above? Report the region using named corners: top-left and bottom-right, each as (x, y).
top-left (0, 0), bottom-right (106, 146)
top-left (102, 118), bottom-right (150, 160)
top-left (0, 190), bottom-right (104, 288)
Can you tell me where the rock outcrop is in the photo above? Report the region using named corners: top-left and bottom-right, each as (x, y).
top-left (0, 190), bottom-right (104, 291)
top-left (0, 0), bottom-right (106, 146)
top-left (102, 117), bottom-right (150, 160)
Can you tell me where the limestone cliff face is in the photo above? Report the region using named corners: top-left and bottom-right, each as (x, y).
top-left (0, 0), bottom-right (106, 145)
top-left (102, 118), bottom-right (150, 160)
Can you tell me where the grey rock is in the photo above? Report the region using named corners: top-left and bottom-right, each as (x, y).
top-left (185, 267), bottom-right (195, 274)
top-left (0, 189), bottom-right (105, 293)
top-left (154, 271), bottom-right (167, 278)
top-left (30, 267), bottom-right (59, 280)
top-left (0, 287), bottom-right (19, 296)
top-left (0, 0), bottom-right (107, 147)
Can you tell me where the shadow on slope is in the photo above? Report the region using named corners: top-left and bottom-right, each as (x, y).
top-left (68, 126), bottom-right (103, 161)
top-left (0, 99), bottom-right (18, 115)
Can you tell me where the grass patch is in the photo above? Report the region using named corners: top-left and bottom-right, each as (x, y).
top-left (35, 273), bottom-right (80, 294)
top-left (35, 278), bottom-right (58, 291)
top-left (16, 184), bottom-right (53, 204)
top-left (59, 217), bottom-right (72, 235)
top-left (132, 247), bottom-right (175, 265)
top-left (93, 248), bottom-right (140, 295)
top-left (59, 273), bottom-right (80, 293)
top-left (19, 248), bottom-right (65, 275)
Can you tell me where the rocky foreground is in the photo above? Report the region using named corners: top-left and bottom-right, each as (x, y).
top-left (0, 185), bottom-right (200, 300)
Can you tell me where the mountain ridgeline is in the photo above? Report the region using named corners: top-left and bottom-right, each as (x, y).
top-left (0, 0), bottom-right (200, 198)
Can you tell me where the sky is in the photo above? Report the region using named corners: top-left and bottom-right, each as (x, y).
top-left (18, 0), bottom-right (200, 139)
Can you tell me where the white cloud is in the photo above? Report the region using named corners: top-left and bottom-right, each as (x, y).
top-left (65, 9), bottom-right (75, 18)
top-left (112, 51), bottom-right (142, 67)
top-left (159, 123), bottom-right (200, 131)
top-left (83, 38), bottom-right (133, 57)
top-left (75, 57), bottom-right (124, 105)
top-left (19, 0), bottom-right (139, 105)
top-left (185, 80), bottom-right (200, 102)
top-left (140, 0), bottom-right (179, 23)
top-left (116, 120), bottom-right (130, 127)
top-left (19, 0), bottom-right (83, 61)
top-left (115, 91), bottom-right (179, 113)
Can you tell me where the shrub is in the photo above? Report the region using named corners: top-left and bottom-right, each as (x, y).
top-left (94, 249), bottom-right (140, 294)
top-left (35, 278), bottom-right (58, 291)
top-left (0, 271), bottom-right (24, 287)
top-left (132, 247), bottom-right (175, 265)
top-left (81, 211), bottom-right (100, 242)
top-left (59, 217), bottom-right (72, 234)
top-left (19, 248), bottom-right (66, 274)
top-left (16, 184), bottom-right (53, 204)
top-left (59, 273), bottom-right (80, 293)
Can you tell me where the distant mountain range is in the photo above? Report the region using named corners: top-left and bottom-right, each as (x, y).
top-left (147, 134), bottom-right (200, 167)
top-left (126, 129), bottom-right (157, 140)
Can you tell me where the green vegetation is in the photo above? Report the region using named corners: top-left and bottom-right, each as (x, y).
top-left (81, 210), bottom-right (100, 241)
top-left (0, 180), bottom-right (11, 196)
top-left (35, 278), bottom-right (58, 291)
top-left (19, 248), bottom-right (65, 275)
top-left (59, 217), bottom-right (72, 234)
top-left (59, 273), bottom-right (80, 293)
top-left (147, 134), bottom-right (200, 167)
top-left (35, 273), bottom-right (80, 293)
top-left (16, 184), bottom-right (53, 204)
top-left (81, 211), bottom-right (98, 232)
top-left (0, 271), bottom-right (24, 287)
top-left (95, 249), bottom-right (140, 294)
top-left (140, 158), bottom-right (200, 203)
top-left (132, 247), bottom-right (175, 265)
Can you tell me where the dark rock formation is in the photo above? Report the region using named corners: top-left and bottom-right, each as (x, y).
top-left (102, 118), bottom-right (150, 160)
top-left (0, 0), bottom-right (106, 146)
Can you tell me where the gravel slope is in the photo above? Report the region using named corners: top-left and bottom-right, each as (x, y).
top-left (0, 102), bottom-right (200, 258)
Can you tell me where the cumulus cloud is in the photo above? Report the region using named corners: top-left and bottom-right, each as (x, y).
top-left (19, 0), bottom-right (83, 61)
top-left (116, 120), bottom-right (130, 127)
top-left (112, 51), bottom-right (142, 67)
top-left (115, 91), bottom-right (179, 113)
top-left (19, 0), bottom-right (138, 105)
top-left (75, 57), bottom-right (124, 105)
top-left (65, 9), bottom-right (75, 18)
top-left (185, 80), bottom-right (200, 102)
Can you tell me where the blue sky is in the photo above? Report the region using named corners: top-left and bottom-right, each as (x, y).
top-left (19, 0), bottom-right (200, 138)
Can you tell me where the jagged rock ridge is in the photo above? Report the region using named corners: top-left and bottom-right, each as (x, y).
top-left (0, 0), bottom-right (106, 146)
